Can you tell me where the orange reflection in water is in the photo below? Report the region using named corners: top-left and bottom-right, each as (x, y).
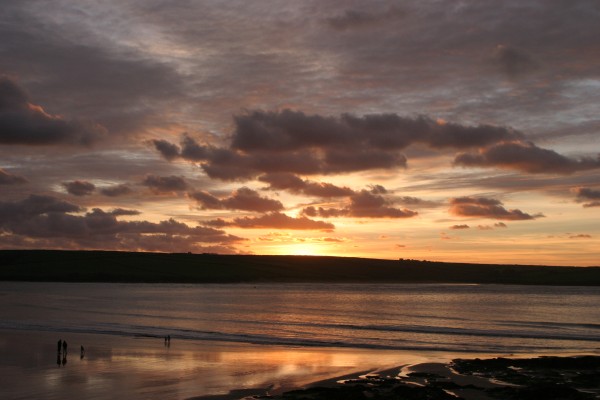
top-left (2, 330), bottom-right (434, 400)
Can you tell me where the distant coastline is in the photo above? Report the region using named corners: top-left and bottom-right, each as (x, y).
top-left (1, 250), bottom-right (599, 285)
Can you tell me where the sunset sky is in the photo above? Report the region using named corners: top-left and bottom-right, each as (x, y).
top-left (1, 1), bottom-right (599, 266)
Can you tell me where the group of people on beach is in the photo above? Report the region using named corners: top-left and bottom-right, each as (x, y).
top-left (56, 339), bottom-right (85, 366)
top-left (164, 335), bottom-right (171, 347)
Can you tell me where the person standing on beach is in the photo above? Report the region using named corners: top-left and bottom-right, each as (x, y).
top-left (80, 345), bottom-right (85, 359)
top-left (62, 340), bottom-right (67, 354)
top-left (57, 339), bottom-right (62, 354)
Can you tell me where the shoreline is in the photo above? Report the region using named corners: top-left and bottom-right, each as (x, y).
top-left (259, 355), bottom-right (600, 400)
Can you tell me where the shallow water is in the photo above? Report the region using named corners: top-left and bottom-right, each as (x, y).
top-left (2, 282), bottom-right (598, 353)
top-left (0, 282), bottom-right (599, 399)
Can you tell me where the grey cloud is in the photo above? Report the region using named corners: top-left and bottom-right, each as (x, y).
top-left (259, 173), bottom-right (354, 197)
top-left (0, 2), bottom-right (187, 138)
top-left (0, 195), bottom-right (81, 221)
top-left (205, 212), bottom-right (335, 231)
top-left (189, 187), bottom-right (283, 212)
top-left (232, 110), bottom-right (522, 152)
top-left (368, 184), bottom-right (388, 194)
top-left (569, 234), bottom-right (592, 239)
top-left (62, 180), bottom-right (96, 196)
top-left (396, 196), bottom-right (441, 208)
top-left (573, 187), bottom-right (600, 200)
top-left (455, 141), bottom-right (600, 174)
top-left (0, 195), bottom-right (242, 252)
top-left (0, 168), bottom-right (27, 184)
top-left (142, 175), bottom-right (188, 194)
top-left (450, 224), bottom-right (470, 230)
top-left (109, 208), bottom-right (140, 216)
top-left (302, 190), bottom-right (418, 219)
top-left (152, 139), bottom-right (181, 161)
top-left (157, 110), bottom-right (522, 181)
top-left (349, 190), bottom-right (418, 218)
top-left (449, 196), bottom-right (542, 221)
top-left (100, 184), bottom-right (133, 197)
top-left (302, 206), bottom-right (347, 219)
top-left (0, 76), bottom-right (105, 146)
top-left (573, 187), bottom-right (600, 208)
top-left (326, 8), bottom-right (406, 31)
top-left (492, 45), bottom-right (539, 78)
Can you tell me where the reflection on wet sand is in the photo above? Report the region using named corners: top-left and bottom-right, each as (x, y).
top-left (0, 329), bottom-right (435, 400)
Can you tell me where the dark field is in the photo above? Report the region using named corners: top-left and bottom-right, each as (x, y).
top-left (1, 250), bottom-right (599, 285)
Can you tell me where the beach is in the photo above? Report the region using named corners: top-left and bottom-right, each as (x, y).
top-left (2, 328), bottom-right (599, 400)
top-left (0, 328), bottom-right (443, 399)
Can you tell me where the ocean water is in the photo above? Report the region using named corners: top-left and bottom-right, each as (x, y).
top-left (1, 282), bottom-right (599, 354)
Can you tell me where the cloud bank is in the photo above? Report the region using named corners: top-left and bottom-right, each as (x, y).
top-left (0, 195), bottom-right (242, 253)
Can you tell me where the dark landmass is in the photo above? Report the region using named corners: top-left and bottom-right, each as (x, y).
top-left (1, 250), bottom-right (599, 285)
top-left (265, 356), bottom-right (600, 400)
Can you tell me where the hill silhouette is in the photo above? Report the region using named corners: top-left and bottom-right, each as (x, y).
top-left (0, 250), bottom-right (599, 285)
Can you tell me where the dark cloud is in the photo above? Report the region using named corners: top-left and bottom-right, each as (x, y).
top-left (449, 196), bottom-right (542, 220)
top-left (152, 139), bottom-right (181, 161)
top-left (99, 184), bottom-right (133, 197)
top-left (450, 224), bottom-right (470, 230)
top-left (569, 234), bottom-right (592, 239)
top-left (232, 110), bottom-right (522, 152)
top-left (454, 141), bottom-right (600, 174)
top-left (572, 187), bottom-right (600, 208)
top-left (258, 173), bottom-right (354, 197)
top-left (574, 187), bottom-right (600, 200)
top-left (205, 212), bottom-right (335, 231)
top-left (326, 8), bottom-right (406, 31)
top-left (156, 110), bottom-right (522, 181)
top-left (0, 0), bottom-right (187, 138)
top-left (62, 180), bottom-right (96, 196)
top-left (0, 195), bottom-right (81, 221)
top-left (582, 202), bottom-right (600, 208)
top-left (477, 223), bottom-right (508, 230)
top-left (368, 184), bottom-right (388, 194)
top-left (302, 190), bottom-right (418, 219)
top-left (189, 187), bottom-right (283, 212)
top-left (302, 206), bottom-right (347, 218)
top-left (0, 76), bottom-right (105, 146)
top-left (142, 175), bottom-right (188, 194)
top-left (0, 195), bottom-right (242, 253)
top-left (349, 190), bottom-right (418, 218)
top-left (109, 208), bottom-right (140, 216)
top-left (492, 45), bottom-right (539, 78)
top-left (396, 196), bottom-right (441, 208)
top-left (0, 168), bottom-right (27, 184)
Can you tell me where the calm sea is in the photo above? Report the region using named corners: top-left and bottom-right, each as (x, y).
top-left (1, 282), bottom-right (599, 353)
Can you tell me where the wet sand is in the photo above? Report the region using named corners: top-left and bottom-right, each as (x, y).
top-left (2, 328), bottom-right (597, 399)
top-left (0, 329), bottom-right (440, 400)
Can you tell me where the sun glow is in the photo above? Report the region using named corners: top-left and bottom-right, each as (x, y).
top-left (278, 243), bottom-right (323, 256)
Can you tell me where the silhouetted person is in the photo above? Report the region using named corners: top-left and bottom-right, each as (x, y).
top-left (167, 335), bottom-right (171, 346)
top-left (62, 340), bottom-right (68, 354)
top-left (164, 336), bottom-right (167, 346)
top-left (57, 339), bottom-right (62, 354)
top-left (80, 345), bottom-right (85, 360)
